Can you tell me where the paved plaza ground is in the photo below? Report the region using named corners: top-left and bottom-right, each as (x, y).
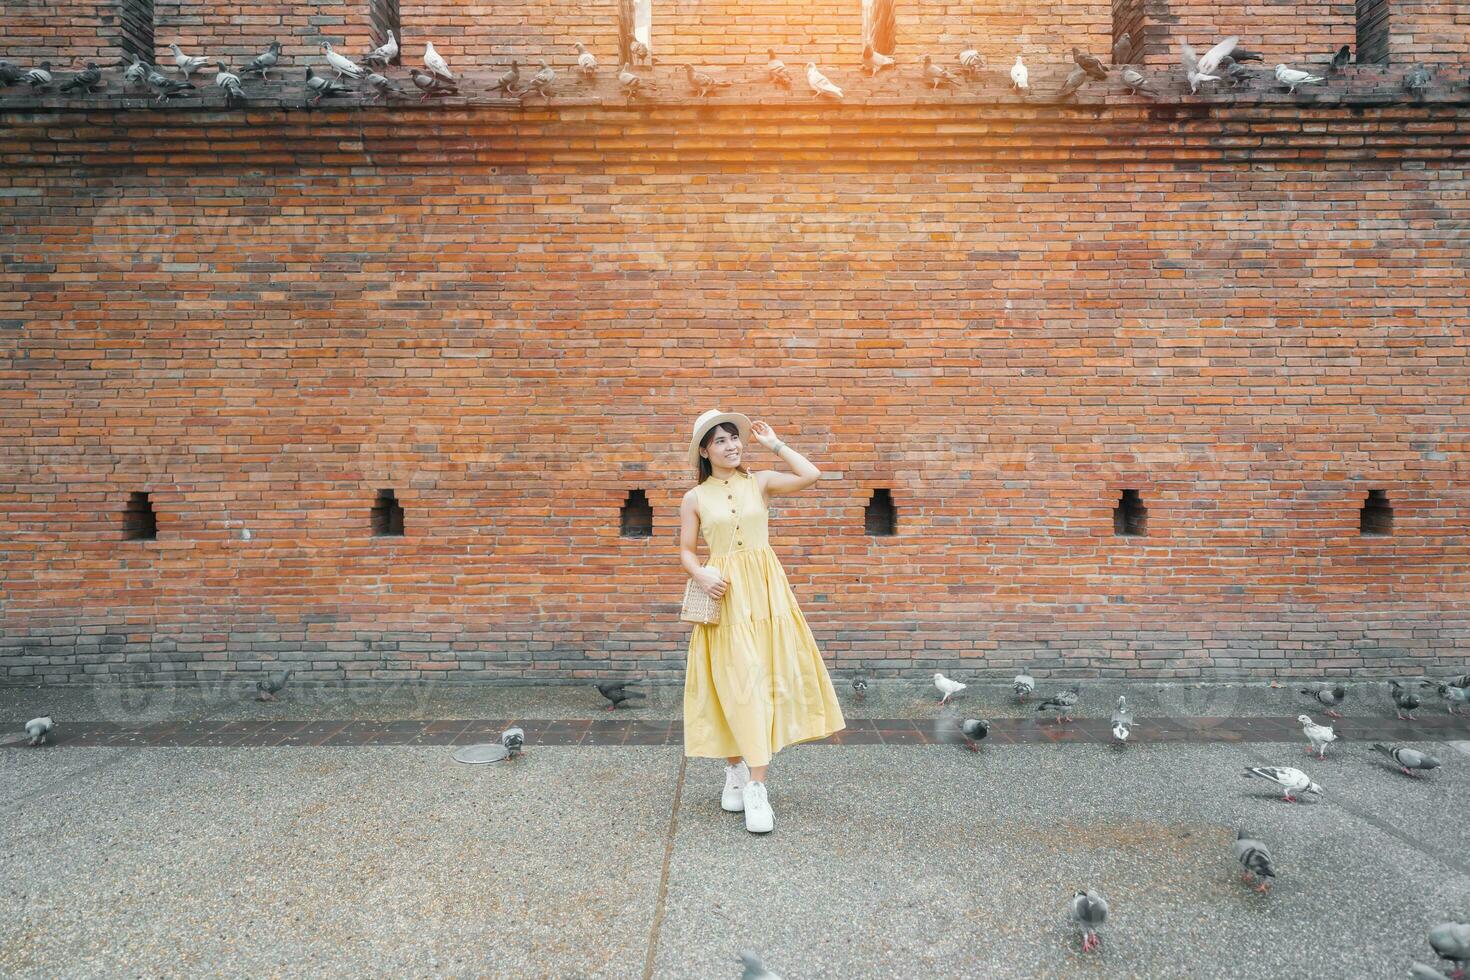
top-left (3, 679), bottom-right (1468, 978)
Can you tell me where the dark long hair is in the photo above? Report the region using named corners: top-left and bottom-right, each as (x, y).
top-left (697, 421), bottom-right (751, 483)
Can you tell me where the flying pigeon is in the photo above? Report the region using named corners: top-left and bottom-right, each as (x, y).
top-left (304, 67), bottom-right (348, 105)
top-left (1070, 889), bottom-right (1109, 953)
top-left (489, 61), bottom-right (521, 94)
top-left (1037, 686), bottom-right (1079, 723)
top-left (933, 672), bottom-right (966, 704)
top-left (1438, 683), bottom-right (1470, 715)
top-left (806, 63), bottom-right (843, 101)
top-left (256, 668), bottom-right (294, 701)
top-left (958, 43), bottom-right (985, 78)
top-left (145, 66), bottom-right (194, 102)
top-left (1072, 47), bottom-right (1108, 81)
top-left (1405, 65), bottom-right (1431, 99)
top-left (213, 63), bottom-right (246, 106)
top-left (25, 715), bottom-right (54, 747)
top-left (1013, 672), bottom-right (1035, 701)
top-left (851, 674), bottom-right (869, 701)
top-left (1275, 64), bottom-right (1326, 94)
top-left (1374, 743), bottom-right (1442, 778)
top-left (501, 726), bottom-right (525, 760)
top-left (321, 41), bottom-right (367, 80)
top-left (362, 71), bottom-right (404, 103)
top-left (410, 68), bottom-right (458, 99)
top-left (738, 950), bottom-right (783, 980)
top-left (863, 44), bottom-right (895, 77)
top-left (21, 63), bottom-right (54, 91)
top-left (1111, 33), bottom-right (1133, 68)
top-left (169, 42), bottom-right (210, 82)
top-left (1300, 683), bottom-right (1347, 718)
top-left (597, 680), bottom-right (646, 711)
top-left (574, 42), bottom-right (598, 78)
top-left (1428, 922), bottom-right (1470, 978)
top-left (1111, 695), bottom-right (1134, 746)
top-left (1010, 55), bottom-right (1028, 92)
top-left (1242, 765), bottom-right (1323, 803)
top-left (1120, 67), bottom-right (1160, 98)
top-left (1390, 680), bottom-right (1422, 720)
top-left (684, 64), bottom-right (731, 99)
top-left (922, 55), bottom-right (962, 90)
top-left (766, 50), bottom-right (793, 89)
top-left (245, 41), bottom-right (282, 80)
top-left (1179, 38), bottom-right (1231, 94)
top-left (1299, 715), bottom-right (1337, 759)
top-left (1328, 45), bottom-right (1352, 72)
top-left (1232, 829), bottom-right (1276, 893)
top-left (1196, 37), bottom-right (1239, 77)
top-left (1053, 66), bottom-right (1088, 102)
top-left (423, 41), bottom-right (455, 82)
top-left (363, 30), bottom-right (399, 68)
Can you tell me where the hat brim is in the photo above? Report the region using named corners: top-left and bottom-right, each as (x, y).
top-left (689, 412), bottom-right (752, 479)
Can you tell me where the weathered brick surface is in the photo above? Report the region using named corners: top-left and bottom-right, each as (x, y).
top-left (1390, 0), bottom-right (1470, 62)
top-left (1118, 0), bottom-right (1357, 70)
top-left (1, 0), bottom-right (125, 65)
top-left (152, 0), bottom-right (375, 64)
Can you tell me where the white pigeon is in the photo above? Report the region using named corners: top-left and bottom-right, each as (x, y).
top-left (1242, 765), bottom-right (1323, 802)
top-left (363, 30), bottom-right (399, 67)
top-left (1275, 64), bottom-right (1325, 93)
top-left (933, 672), bottom-right (966, 704)
top-left (123, 54), bottom-right (147, 87)
top-left (1111, 695), bottom-right (1134, 745)
top-left (1010, 55), bottom-right (1028, 92)
top-left (321, 42), bottom-right (367, 79)
top-left (1179, 37), bottom-right (1234, 93)
top-left (424, 41), bottom-right (454, 81)
top-left (806, 62), bottom-right (843, 101)
top-left (1299, 715), bottom-right (1336, 758)
top-left (1013, 672), bottom-right (1035, 700)
top-left (25, 715), bottom-right (54, 747)
top-left (574, 42), bottom-right (597, 78)
top-left (1196, 36), bottom-right (1238, 76)
top-left (738, 950), bottom-right (783, 980)
top-left (169, 42), bottom-right (209, 82)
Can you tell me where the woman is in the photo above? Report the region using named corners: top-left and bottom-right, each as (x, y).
top-left (679, 409), bottom-right (846, 834)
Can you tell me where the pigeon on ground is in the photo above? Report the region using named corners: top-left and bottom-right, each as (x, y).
top-left (1013, 672), bottom-right (1035, 701)
top-left (1037, 686), bottom-right (1079, 722)
top-left (1111, 695), bottom-right (1134, 746)
top-left (501, 726), bottom-right (525, 760)
top-left (489, 61), bottom-right (521, 94)
top-left (214, 63), bottom-right (246, 106)
top-left (934, 672), bottom-right (966, 704)
top-left (410, 68), bottom-right (458, 99)
top-left (685, 64), bottom-right (731, 98)
top-left (1448, 673), bottom-right (1470, 690)
top-left (1374, 743), bottom-right (1442, 778)
top-left (862, 44), bottom-right (895, 77)
top-left (1329, 44), bottom-right (1352, 72)
top-left (1070, 889), bottom-right (1108, 952)
top-left (1300, 682), bottom-right (1347, 718)
top-left (766, 50), bottom-right (793, 89)
top-left (958, 43), bottom-right (984, 78)
top-left (363, 30), bottom-right (399, 68)
top-left (21, 63), bottom-right (54, 91)
top-left (0, 62), bottom-right (25, 87)
top-left (1391, 680), bottom-right (1422, 720)
top-left (121, 55), bottom-right (147, 88)
top-left (1180, 37), bottom-right (1235, 94)
top-left (596, 680), bottom-right (646, 711)
top-left (363, 72), bottom-right (404, 103)
top-left (321, 41), bottom-right (367, 80)
top-left (1276, 64), bottom-right (1326, 94)
top-left (305, 67), bottom-right (348, 106)
top-left (169, 42), bottom-right (209, 82)
top-left (1010, 55), bottom-right (1028, 92)
top-left (1428, 921), bottom-right (1470, 978)
top-left (245, 41), bottom-right (282, 80)
top-left (1053, 66), bottom-right (1088, 102)
top-left (806, 63), bottom-right (844, 101)
top-left (1120, 67), bottom-right (1160, 98)
top-left (630, 40), bottom-right (654, 66)
top-left (933, 707), bottom-right (989, 752)
top-left (60, 63), bottom-right (104, 93)
top-left (1111, 32), bottom-right (1133, 68)
top-left (1440, 683), bottom-right (1470, 715)
top-left (1299, 715), bottom-right (1337, 759)
top-left (1410, 962), bottom-right (1453, 980)
top-left (617, 63), bottom-right (647, 100)
top-left (1405, 65), bottom-right (1431, 99)
top-left (1072, 47), bottom-right (1108, 81)
top-left (574, 42), bottom-right (598, 78)
top-left (256, 668), bottom-right (294, 701)
top-left (25, 715), bottom-right (54, 747)
top-left (851, 674), bottom-right (869, 701)
top-left (423, 41), bottom-right (454, 82)
top-left (1242, 765), bottom-right (1323, 802)
top-left (922, 55), bottom-right (962, 90)
top-left (145, 66), bottom-right (194, 102)
top-left (738, 950), bottom-right (783, 980)
top-left (1233, 829), bottom-right (1276, 893)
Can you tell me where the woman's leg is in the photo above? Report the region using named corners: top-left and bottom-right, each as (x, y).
top-left (727, 755), bottom-right (742, 765)
top-left (749, 763), bottom-right (768, 782)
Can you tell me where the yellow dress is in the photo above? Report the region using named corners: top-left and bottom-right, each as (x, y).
top-left (683, 469), bottom-right (846, 768)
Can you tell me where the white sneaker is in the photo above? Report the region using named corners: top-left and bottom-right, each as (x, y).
top-left (721, 761), bottom-right (750, 812)
top-left (742, 780), bottom-right (773, 834)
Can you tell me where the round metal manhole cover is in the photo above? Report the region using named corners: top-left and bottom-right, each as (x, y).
top-left (452, 743), bottom-right (510, 764)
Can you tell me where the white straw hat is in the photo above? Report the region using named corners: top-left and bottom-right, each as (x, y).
top-left (688, 409), bottom-right (751, 481)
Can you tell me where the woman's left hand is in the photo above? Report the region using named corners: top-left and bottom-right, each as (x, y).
top-left (750, 420), bottom-right (781, 450)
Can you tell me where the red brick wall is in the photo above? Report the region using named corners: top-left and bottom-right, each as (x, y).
top-left (1119, 0), bottom-right (1357, 70)
top-left (153, 0), bottom-right (375, 65)
top-left (1391, 0), bottom-right (1470, 61)
top-left (1, 0), bottom-right (122, 65)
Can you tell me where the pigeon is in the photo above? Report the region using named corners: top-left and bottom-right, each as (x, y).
top-left (1329, 44), bottom-right (1352, 72)
top-left (1275, 64), bottom-right (1326, 94)
top-left (933, 707), bottom-right (989, 752)
top-left (1196, 37), bottom-right (1239, 77)
top-left (0, 62), bottom-right (24, 87)
top-left (423, 40), bottom-right (455, 82)
top-left (685, 64), bottom-right (731, 99)
top-left (863, 44), bottom-right (895, 77)
top-left (574, 42), bottom-right (598, 79)
top-left (1111, 695), bottom-right (1134, 746)
top-left (212, 63), bottom-right (246, 106)
top-left (1242, 765), bottom-right (1323, 803)
top-left (851, 674), bottom-right (869, 701)
top-left (1013, 672), bottom-right (1035, 701)
top-left (1439, 683), bottom-right (1470, 715)
top-left (1070, 889), bottom-right (1108, 953)
top-left (617, 63), bottom-right (647, 100)
top-left (60, 63), bottom-right (104, 94)
top-left (596, 680), bottom-right (646, 711)
top-left (1448, 673), bottom-right (1470, 690)
top-left (321, 41), bottom-right (367, 80)
top-left (1301, 683), bottom-right (1347, 718)
top-left (1373, 743), bottom-right (1441, 778)
top-left (766, 50), bottom-right (793, 89)
top-left (513, 61), bottom-right (554, 100)
top-left (1390, 680), bottom-right (1422, 720)
top-left (145, 66), bottom-right (194, 102)
top-left (489, 61), bottom-right (521, 94)
top-left (1037, 686), bottom-right (1080, 722)
top-left (1010, 55), bottom-right (1028, 92)
top-left (1231, 47), bottom-right (1264, 63)
top-left (1072, 47), bottom-right (1108, 81)
top-left (1428, 922), bottom-right (1470, 978)
top-left (305, 67), bottom-right (348, 106)
top-left (362, 72), bottom-right (404, 103)
top-left (25, 715), bottom-right (54, 747)
top-left (738, 950), bottom-right (783, 980)
top-left (1409, 962), bottom-right (1453, 980)
top-left (1053, 66), bottom-right (1088, 102)
top-left (1180, 38), bottom-right (1234, 94)
top-left (958, 43), bottom-right (985, 78)
top-left (363, 30), bottom-right (399, 68)
top-left (121, 55), bottom-right (147, 88)
top-left (21, 63), bottom-right (54, 91)
top-left (410, 68), bottom-right (458, 99)
top-left (1120, 66), bottom-right (1160, 98)
top-left (1228, 61), bottom-right (1261, 88)
top-left (169, 42), bottom-right (209, 82)
top-left (922, 54), bottom-right (962, 90)
top-left (501, 726), bottom-right (525, 760)
top-left (1111, 32), bottom-right (1133, 68)
top-left (630, 40), bottom-right (653, 66)
top-left (256, 668), bottom-right (294, 701)
top-left (245, 41), bottom-right (282, 80)
top-left (933, 672), bottom-right (966, 704)
top-left (1299, 715), bottom-right (1337, 759)
top-left (1405, 65), bottom-right (1431, 100)
top-left (1232, 829), bottom-right (1276, 893)
top-left (806, 63), bottom-right (843, 101)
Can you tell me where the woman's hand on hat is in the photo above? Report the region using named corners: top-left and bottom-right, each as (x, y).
top-left (751, 420), bottom-right (781, 450)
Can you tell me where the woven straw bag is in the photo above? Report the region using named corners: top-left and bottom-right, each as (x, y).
top-left (680, 568), bottom-right (724, 625)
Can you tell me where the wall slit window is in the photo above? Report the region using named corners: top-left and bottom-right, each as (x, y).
top-left (124, 491), bottom-right (157, 540)
top-left (1113, 489), bottom-right (1147, 536)
top-left (620, 488), bottom-right (653, 538)
top-left (372, 488), bottom-right (405, 537)
top-left (1360, 488), bottom-right (1392, 535)
top-left (865, 488), bottom-right (896, 536)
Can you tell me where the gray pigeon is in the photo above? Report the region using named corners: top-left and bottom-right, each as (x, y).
top-left (766, 50), bottom-right (793, 90)
top-left (1072, 47), bottom-right (1108, 81)
top-left (934, 707), bottom-right (990, 753)
top-left (1329, 45), bottom-right (1352, 72)
top-left (1013, 672), bottom-right (1035, 701)
top-left (1373, 743), bottom-right (1441, 777)
top-left (1300, 682), bottom-right (1346, 718)
top-left (145, 66), bottom-right (194, 102)
top-left (684, 64), bottom-right (731, 99)
top-left (1070, 889), bottom-right (1108, 952)
top-left (1435, 683), bottom-right (1468, 715)
top-left (1037, 686), bottom-right (1079, 722)
top-left (245, 41), bottom-right (282, 80)
top-left (501, 726), bottom-right (525, 759)
top-left (256, 668), bottom-right (293, 701)
top-left (1409, 962), bottom-right (1453, 980)
top-left (1390, 680), bottom-right (1422, 720)
top-left (1232, 829), bottom-right (1276, 892)
top-left (22, 62), bottom-right (54, 91)
top-left (597, 680), bottom-right (646, 711)
top-left (1111, 32), bottom-right (1133, 68)
top-left (922, 54), bottom-right (962, 90)
top-left (1405, 65), bottom-right (1431, 100)
top-left (1111, 695), bottom-right (1134, 746)
top-left (1428, 922), bottom-right (1470, 976)
top-left (121, 55), bottom-right (147, 88)
top-left (214, 63), bottom-right (246, 106)
top-left (0, 62), bottom-right (25, 86)
top-left (489, 61), bottom-right (521, 95)
top-left (1053, 65), bottom-right (1088, 102)
top-left (304, 66), bottom-right (348, 105)
top-left (1120, 67), bottom-right (1160, 98)
top-left (362, 72), bottom-right (404, 103)
top-left (738, 950), bottom-right (782, 979)
top-left (514, 61), bottom-right (555, 100)
top-left (25, 715), bottom-right (54, 747)
top-left (409, 68), bottom-right (458, 100)
top-left (60, 63), bottom-right (104, 93)
top-left (851, 674), bottom-right (869, 701)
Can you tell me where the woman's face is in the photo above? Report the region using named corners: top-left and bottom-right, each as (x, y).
top-left (704, 425), bottom-right (742, 469)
